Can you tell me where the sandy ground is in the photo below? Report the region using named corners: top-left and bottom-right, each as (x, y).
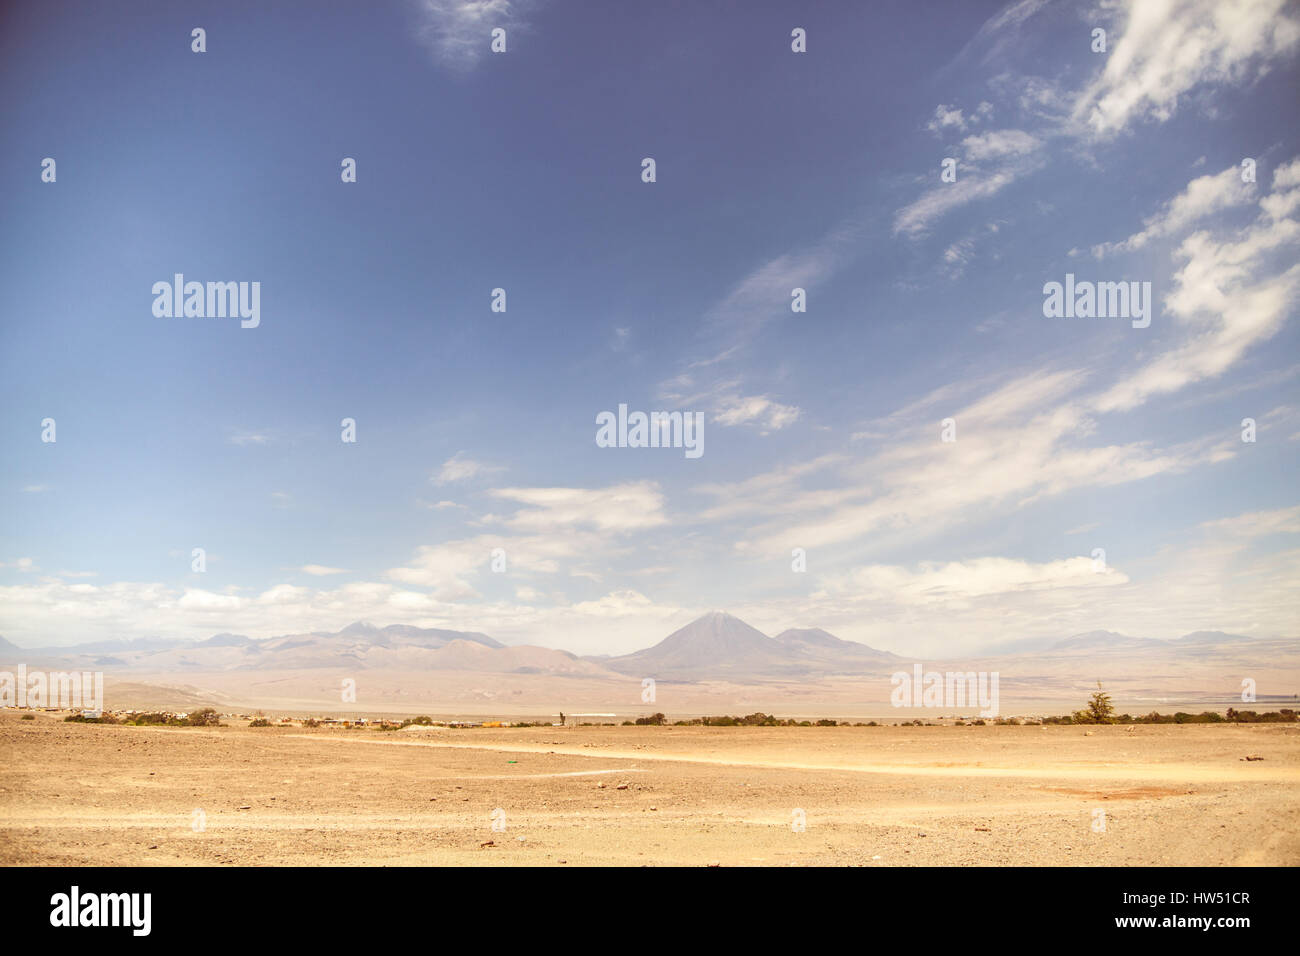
top-left (1, 711), bottom-right (1297, 866)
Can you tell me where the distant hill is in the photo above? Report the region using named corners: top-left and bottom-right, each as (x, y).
top-left (774, 627), bottom-right (899, 659)
top-left (199, 633), bottom-right (256, 648)
top-left (604, 612), bottom-right (899, 680)
top-left (8, 621), bottom-right (597, 676)
top-left (1173, 630), bottom-right (1256, 644)
top-left (1049, 630), bottom-right (1165, 652)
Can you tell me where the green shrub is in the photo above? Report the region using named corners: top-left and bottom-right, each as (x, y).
top-left (185, 708), bottom-right (221, 727)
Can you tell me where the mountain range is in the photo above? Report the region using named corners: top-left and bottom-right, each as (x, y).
top-left (602, 611), bottom-right (899, 679)
top-left (0, 613), bottom-right (1289, 683)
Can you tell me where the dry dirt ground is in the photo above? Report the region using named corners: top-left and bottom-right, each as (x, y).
top-left (1, 711), bottom-right (1297, 866)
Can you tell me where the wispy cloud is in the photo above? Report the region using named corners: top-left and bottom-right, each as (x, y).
top-left (713, 394), bottom-right (801, 431)
top-left (702, 222), bottom-right (860, 338)
top-left (893, 156), bottom-right (1042, 237)
top-left (434, 451), bottom-right (503, 484)
top-left (896, 0), bottom-right (1300, 238)
top-left (1092, 165), bottom-right (1255, 257)
top-left (413, 0), bottom-right (537, 70)
top-left (488, 482), bottom-right (667, 533)
top-left (1094, 158), bottom-right (1300, 412)
top-left (1070, 0), bottom-right (1300, 137)
top-left (228, 430), bottom-right (272, 446)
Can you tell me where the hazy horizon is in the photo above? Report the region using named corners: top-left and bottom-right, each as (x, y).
top-left (1, 609), bottom-right (1290, 658)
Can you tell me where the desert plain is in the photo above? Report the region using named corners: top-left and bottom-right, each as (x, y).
top-left (1, 710), bottom-right (1297, 866)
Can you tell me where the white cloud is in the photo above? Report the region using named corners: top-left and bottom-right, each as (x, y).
top-left (1095, 158), bottom-right (1300, 411)
top-left (434, 451), bottom-right (502, 484)
top-left (718, 367), bottom-right (1215, 556)
top-left (893, 157), bottom-right (1041, 237)
top-left (960, 128), bottom-right (1040, 161)
top-left (258, 584), bottom-right (313, 605)
top-left (1092, 165), bottom-right (1255, 257)
top-left (897, 0), bottom-right (1300, 238)
top-left (1071, 0), bottom-right (1300, 137)
top-left (177, 589), bottom-right (244, 611)
top-left (944, 238), bottom-right (975, 265)
top-left (713, 394), bottom-right (801, 430)
top-left (825, 556), bottom-right (1127, 604)
top-left (1200, 504), bottom-right (1300, 537)
top-left (927, 103), bottom-right (969, 133)
top-left (489, 481), bottom-right (667, 533)
top-left (300, 565), bottom-right (349, 576)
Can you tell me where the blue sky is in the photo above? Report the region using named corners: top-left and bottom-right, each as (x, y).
top-left (2, 0), bottom-right (1298, 654)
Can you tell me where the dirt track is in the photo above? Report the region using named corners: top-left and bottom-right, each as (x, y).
top-left (2, 712), bottom-right (1297, 866)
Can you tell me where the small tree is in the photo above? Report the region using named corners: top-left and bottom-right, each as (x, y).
top-left (1073, 681), bottom-right (1116, 724)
